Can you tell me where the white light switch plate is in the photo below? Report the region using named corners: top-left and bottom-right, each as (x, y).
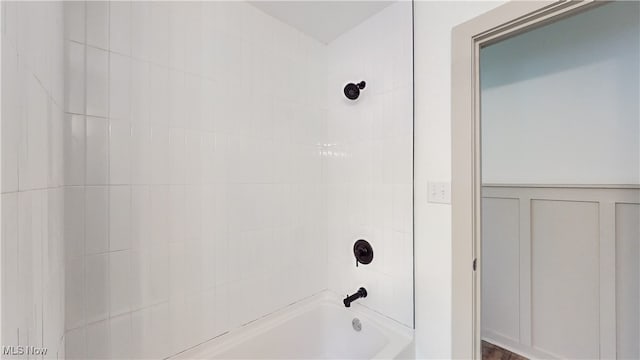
top-left (427, 182), bottom-right (451, 204)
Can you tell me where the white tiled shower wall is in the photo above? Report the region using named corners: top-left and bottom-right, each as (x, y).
top-left (2, 1), bottom-right (413, 359)
top-left (1, 1), bottom-right (67, 359)
top-left (61, 1), bottom-right (328, 358)
top-left (326, 2), bottom-right (414, 327)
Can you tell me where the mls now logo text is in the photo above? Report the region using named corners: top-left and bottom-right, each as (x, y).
top-left (2, 346), bottom-right (48, 356)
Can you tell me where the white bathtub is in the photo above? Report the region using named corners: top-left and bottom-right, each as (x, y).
top-left (171, 291), bottom-right (414, 359)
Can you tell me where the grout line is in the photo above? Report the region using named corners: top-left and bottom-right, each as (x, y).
top-left (81, 2), bottom-right (88, 356)
top-left (125, 2), bottom-right (136, 353)
top-left (411, 0), bottom-right (416, 331)
top-left (105, 3), bottom-right (113, 345)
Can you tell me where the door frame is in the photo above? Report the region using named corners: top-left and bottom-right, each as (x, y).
top-left (450, 1), bottom-right (606, 359)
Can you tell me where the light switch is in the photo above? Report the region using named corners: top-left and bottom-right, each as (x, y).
top-left (427, 182), bottom-right (451, 204)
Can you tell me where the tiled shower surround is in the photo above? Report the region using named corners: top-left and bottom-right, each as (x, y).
top-left (326, 2), bottom-right (413, 327)
top-left (2, 1), bottom-right (413, 359)
top-left (62, 2), bottom-right (328, 358)
top-left (2, 1), bottom-right (66, 359)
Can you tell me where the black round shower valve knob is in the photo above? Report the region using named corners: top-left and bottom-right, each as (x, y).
top-left (353, 239), bottom-right (373, 267)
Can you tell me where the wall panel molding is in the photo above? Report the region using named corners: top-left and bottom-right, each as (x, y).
top-left (481, 185), bottom-right (640, 359)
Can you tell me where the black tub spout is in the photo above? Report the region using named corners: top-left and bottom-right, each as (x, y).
top-left (343, 287), bottom-right (367, 307)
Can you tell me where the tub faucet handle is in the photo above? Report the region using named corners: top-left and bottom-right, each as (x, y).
top-left (353, 240), bottom-right (374, 267)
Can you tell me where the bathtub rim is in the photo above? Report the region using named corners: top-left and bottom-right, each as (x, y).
top-left (170, 290), bottom-right (414, 360)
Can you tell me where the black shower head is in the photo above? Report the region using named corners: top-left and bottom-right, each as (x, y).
top-left (344, 81), bottom-right (366, 100)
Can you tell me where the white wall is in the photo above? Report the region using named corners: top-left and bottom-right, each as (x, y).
top-left (1, 1), bottom-right (67, 358)
top-left (326, 1), bottom-right (413, 327)
top-left (62, 2), bottom-right (328, 358)
top-left (481, 1), bottom-right (640, 185)
top-left (413, 1), bottom-right (505, 358)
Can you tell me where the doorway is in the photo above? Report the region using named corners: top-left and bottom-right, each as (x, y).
top-left (452, 1), bottom-right (640, 359)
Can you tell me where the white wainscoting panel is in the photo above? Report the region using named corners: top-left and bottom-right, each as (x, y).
top-left (482, 198), bottom-right (520, 342)
top-left (481, 185), bottom-right (640, 360)
top-left (616, 203), bottom-right (640, 360)
top-left (530, 199), bottom-right (600, 359)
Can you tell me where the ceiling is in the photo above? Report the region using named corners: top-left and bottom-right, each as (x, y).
top-left (249, 1), bottom-right (394, 44)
